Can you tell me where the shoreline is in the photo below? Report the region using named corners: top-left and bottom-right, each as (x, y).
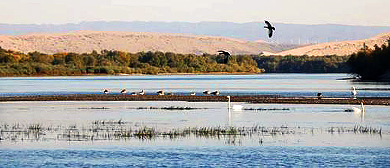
top-left (0, 72), bottom-right (262, 78)
top-left (1, 94), bottom-right (389, 105)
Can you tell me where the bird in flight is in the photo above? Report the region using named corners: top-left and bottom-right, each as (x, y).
top-left (264, 20), bottom-right (275, 38)
top-left (218, 50), bottom-right (230, 56)
top-left (218, 50), bottom-right (231, 64)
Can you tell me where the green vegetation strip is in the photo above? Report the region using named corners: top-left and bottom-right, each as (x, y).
top-left (0, 47), bottom-right (352, 76)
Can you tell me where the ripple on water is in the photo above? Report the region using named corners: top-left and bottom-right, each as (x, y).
top-left (1, 146), bottom-right (390, 167)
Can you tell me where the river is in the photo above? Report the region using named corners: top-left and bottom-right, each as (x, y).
top-left (0, 73), bottom-right (389, 97)
top-left (1, 74), bottom-right (390, 167)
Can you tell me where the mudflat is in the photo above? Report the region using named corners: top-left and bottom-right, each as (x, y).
top-left (1, 94), bottom-right (389, 105)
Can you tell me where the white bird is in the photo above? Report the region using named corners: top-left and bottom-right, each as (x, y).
top-left (120, 88), bottom-right (127, 94)
top-left (190, 92), bottom-right (196, 96)
top-left (317, 92), bottom-right (323, 99)
top-left (351, 102), bottom-right (365, 121)
top-left (232, 105), bottom-right (244, 111)
top-left (354, 102), bottom-right (365, 114)
top-left (211, 90), bottom-right (219, 96)
top-left (103, 89), bottom-right (109, 94)
top-left (139, 90), bottom-right (145, 95)
top-left (157, 90), bottom-right (164, 95)
top-left (351, 86), bottom-right (357, 99)
top-left (345, 102), bottom-right (365, 115)
top-left (227, 96), bottom-right (244, 111)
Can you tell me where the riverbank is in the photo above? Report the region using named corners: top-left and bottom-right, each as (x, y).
top-left (0, 71), bottom-right (261, 77)
top-left (1, 94), bottom-right (389, 105)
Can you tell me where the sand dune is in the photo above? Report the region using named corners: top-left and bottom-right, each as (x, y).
top-left (277, 32), bottom-right (390, 56)
top-left (0, 30), bottom-right (286, 55)
top-left (2, 30), bottom-right (387, 56)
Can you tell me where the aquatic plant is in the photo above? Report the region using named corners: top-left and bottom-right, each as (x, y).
top-left (130, 106), bottom-right (207, 110)
top-left (0, 121), bottom-right (385, 143)
top-left (327, 125), bottom-right (382, 135)
top-left (243, 108), bottom-right (290, 111)
top-left (28, 124), bottom-right (41, 132)
top-left (92, 120), bottom-right (125, 125)
top-left (353, 125), bottom-right (382, 135)
top-left (134, 127), bottom-right (156, 139)
top-left (78, 107), bottom-right (110, 109)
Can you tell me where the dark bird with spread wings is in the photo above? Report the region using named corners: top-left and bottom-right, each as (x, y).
top-left (264, 20), bottom-right (275, 38)
top-left (218, 50), bottom-right (231, 64)
top-left (218, 50), bottom-right (230, 56)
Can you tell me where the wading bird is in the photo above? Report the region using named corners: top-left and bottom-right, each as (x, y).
top-left (157, 90), bottom-right (164, 95)
top-left (103, 89), bottom-right (109, 94)
top-left (211, 90), bottom-right (220, 96)
top-left (131, 90), bottom-right (144, 95)
top-left (317, 92), bottom-right (323, 99)
top-left (227, 96), bottom-right (244, 111)
top-left (264, 20), bottom-right (275, 38)
top-left (120, 88), bottom-right (127, 95)
top-left (203, 90), bottom-right (210, 95)
top-left (351, 86), bottom-right (357, 99)
top-left (345, 102), bottom-right (365, 121)
top-left (345, 102), bottom-right (365, 114)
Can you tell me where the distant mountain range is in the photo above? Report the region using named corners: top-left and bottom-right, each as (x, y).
top-left (1, 21), bottom-right (390, 44)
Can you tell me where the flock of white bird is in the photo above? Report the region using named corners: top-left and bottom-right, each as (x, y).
top-left (103, 85), bottom-right (365, 119)
top-left (102, 89), bottom-right (220, 96)
top-left (103, 88), bottom-right (144, 95)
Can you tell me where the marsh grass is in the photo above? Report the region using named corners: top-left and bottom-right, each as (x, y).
top-left (328, 125), bottom-right (382, 135)
top-left (353, 125), bottom-right (382, 135)
top-left (0, 121), bottom-right (385, 142)
top-left (243, 108), bottom-right (290, 111)
top-left (129, 106), bottom-right (207, 110)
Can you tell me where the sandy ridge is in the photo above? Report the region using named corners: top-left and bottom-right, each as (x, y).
top-left (277, 32), bottom-right (390, 56)
top-left (0, 30), bottom-right (272, 55)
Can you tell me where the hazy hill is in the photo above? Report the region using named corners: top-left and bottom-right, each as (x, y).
top-left (278, 32), bottom-right (390, 56)
top-left (0, 31), bottom-right (296, 55)
top-left (1, 21), bottom-right (389, 44)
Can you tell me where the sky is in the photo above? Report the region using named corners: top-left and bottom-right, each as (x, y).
top-left (1, 0), bottom-right (389, 26)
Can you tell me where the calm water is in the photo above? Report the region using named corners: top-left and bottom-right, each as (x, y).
top-left (1, 146), bottom-right (390, 167)
top-left (1, 74), bottom-right (390, 167)
top-left (1, 73), bottom-right (390, 97)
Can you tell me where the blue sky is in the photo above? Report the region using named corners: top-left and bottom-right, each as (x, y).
top-left (1, 0), bottom-right (389, 26)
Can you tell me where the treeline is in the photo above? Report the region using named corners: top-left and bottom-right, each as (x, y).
top-left (0, 47), bottom-right (355, 76)
top-left (253, 55), bottom-right (350, 73)
top-left (0, 48), bottom-right (261, 76)
top-left (347, 39), bottom-right (390, 80)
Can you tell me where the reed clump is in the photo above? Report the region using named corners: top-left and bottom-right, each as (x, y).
top-left (328, 125), bottom-right (382, 135)
top-left (353, 125), bottom-right (382, 135)
top-left (134, 127), bottom-right (156, 139)
top-left (28, 124), bottom-right (41, 132)
top-left (244, 108), bottom-right (290, 111)
top-left (132, 106), bottom-right (205, 110)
